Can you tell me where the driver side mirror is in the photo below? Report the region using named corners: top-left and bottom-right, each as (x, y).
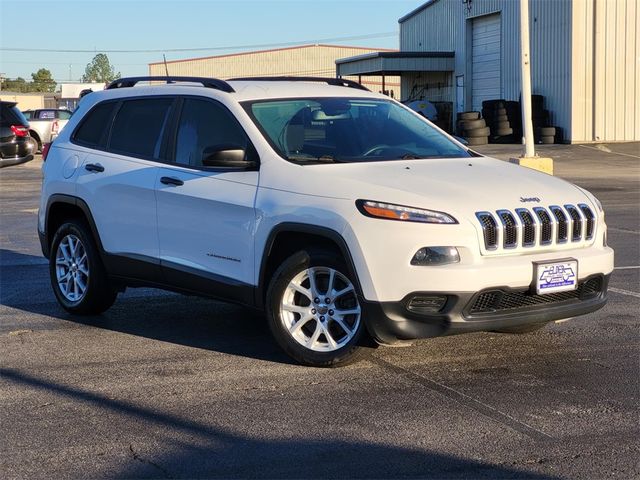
top-left (202, 144), bottom-right (258, 169)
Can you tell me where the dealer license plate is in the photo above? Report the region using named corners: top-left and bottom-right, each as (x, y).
top-left (535, 260), bottom-right (578, 295)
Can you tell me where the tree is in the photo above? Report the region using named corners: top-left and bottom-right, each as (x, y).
top-left (30, 68), bottom-right (56, 92)
top-left (82, 53), bottom-right (120, 83)
top-left (1, 77), bottom-right (29, 92)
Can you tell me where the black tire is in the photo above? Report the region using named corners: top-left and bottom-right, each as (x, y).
top-left (494, 323), bottom-right (548, 334)
top-left (539, 135), bottom-right (555, 144)
top-left (265, 249), bottom-right (371, 367)
top-left (482, 99), bottom-right (506, 110)
top-left (465, 136), bottom-right (489, 145)
top-left (536, 127), bottom-right (556, 136)
top-left (457, 118), bottom-right (486, 130)
top-left (489, 134), bottom-right (517, 144)
top-left (463, 126), bottom-right (490, 137)
top-left (457, 111), bottom-right (480, 120)
top-left (29, 131), bottom-right (42, 153)
top-left (49, 220), bottom-right (117, 315)
top-left (531, 94), bottom-right (544, 110)
top-left (492, 127), bottom-right (514, 136)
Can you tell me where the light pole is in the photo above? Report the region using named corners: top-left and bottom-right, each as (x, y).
top-left (519, 0), bottom-right (535, 158)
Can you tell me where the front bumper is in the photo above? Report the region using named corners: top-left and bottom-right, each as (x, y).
top-left (362, 273), bottom-right (609, 344)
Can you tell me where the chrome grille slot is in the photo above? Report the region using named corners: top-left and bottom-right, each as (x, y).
top-left (497, 210), bottom-right (518, 248)
top-left (476, 212), bottom-right (498, 250)
top-left (516, 208), bottom-right (536, 247)
top-left (533, 207), bottom-right (553, 245)
top-left (550, 206), bottom-right (568, 243)
top-left (565, 204), bottom-right (582, 241)
top-left (578, 204), bottom-right (595, 239)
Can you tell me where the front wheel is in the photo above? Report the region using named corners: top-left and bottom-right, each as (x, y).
top-left (266, 250), bottom-right (369, 367)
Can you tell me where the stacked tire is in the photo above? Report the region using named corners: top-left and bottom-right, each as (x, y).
top-left (456, 111), bottom-right (489, 146)
top-left (482, 99), bottom-right (517, 144)
top-left (528, 94), bottom-right (562, 144)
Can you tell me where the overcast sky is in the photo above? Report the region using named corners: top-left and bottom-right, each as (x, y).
top-left (0, 0), bottom-right (421, 82)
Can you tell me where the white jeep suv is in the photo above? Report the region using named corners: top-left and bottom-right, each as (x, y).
top-left (38, 76), bottom-right (614, 367)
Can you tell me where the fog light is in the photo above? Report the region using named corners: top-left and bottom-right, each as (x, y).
top-left (406, 295), bottom-right (448, 314)
top-left (411, 247), bottom-right (460, 266)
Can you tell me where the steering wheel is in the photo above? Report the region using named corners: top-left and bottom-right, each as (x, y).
top-left (362, 145), bottom-right (417, 158)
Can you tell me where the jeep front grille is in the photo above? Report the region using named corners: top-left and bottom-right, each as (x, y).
top-left (476, 212), bottom-right (498, 250)
top-left (565, 205), bottom-right (582, 241)
top-left (476, 204), bottom-right (595, 252)
top-left (550, 206), bottom-right (569, 243)
top-left (497, 210), bottom-right (518, 248)
top-left (533, 207), bottom-right (553, 245)
top-left (578, 203), bottom-right (595, 239)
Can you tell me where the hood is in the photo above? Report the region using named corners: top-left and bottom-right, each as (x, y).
top-left (274, 156), bottom-right (593, 221)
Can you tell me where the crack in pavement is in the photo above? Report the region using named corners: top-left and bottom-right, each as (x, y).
top-left (370, 356), bottom-right (554, 443)
top-left (129, 444), bottom-right (174, 479)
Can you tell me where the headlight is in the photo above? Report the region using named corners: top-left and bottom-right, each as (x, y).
top-left (411, 247), bottom-right (460, 266)
top-left (356, 200), bottom-right (458, 224)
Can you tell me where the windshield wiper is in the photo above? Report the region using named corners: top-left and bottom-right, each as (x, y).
top-left (287, 154), bottom-right (338, 164)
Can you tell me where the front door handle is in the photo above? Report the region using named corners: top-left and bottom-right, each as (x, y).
top-left (160, 176), bottom-right (184, 186)
top-left (85, 163), bottom-right (104, 172)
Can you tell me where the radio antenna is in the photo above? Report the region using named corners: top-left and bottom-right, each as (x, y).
top-left (163, 54), bottom-right (169, 76)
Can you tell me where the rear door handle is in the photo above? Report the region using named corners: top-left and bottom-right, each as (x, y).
top-left (160, 176), bottom-right (184, 186)
top-left (85, 163), bottom-right (104, 173)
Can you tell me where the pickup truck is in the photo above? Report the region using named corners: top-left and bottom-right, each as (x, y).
top-left (22, 108), bottom-right (73, 152)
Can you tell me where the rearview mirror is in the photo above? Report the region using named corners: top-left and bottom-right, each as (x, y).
top-left (202, 144), bottom-right (257, 169)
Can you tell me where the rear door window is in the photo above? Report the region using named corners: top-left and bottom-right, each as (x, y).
top-left (109, 98), bottom-right (174, 159)
top-left (73, 101), bottom-right (118, 148)
top-left (58, 110), bottom-right (72, 120)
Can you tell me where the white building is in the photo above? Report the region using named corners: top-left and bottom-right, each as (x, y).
top-left (336, 0), bottom-right (639, 143)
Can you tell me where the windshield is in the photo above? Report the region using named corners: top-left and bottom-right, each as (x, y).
top-left (244, 97), bottom-right (469, 164)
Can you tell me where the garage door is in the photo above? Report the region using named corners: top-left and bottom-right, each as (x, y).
top-left (472, 13), bottom-right (501, 112)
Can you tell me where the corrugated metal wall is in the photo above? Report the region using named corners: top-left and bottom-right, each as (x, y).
top-left (149, 45), bottom-right (401, 98)
top-left (572, 0), bottom-right (639, 142)
top-left (400, 0), bottom-right (573, 141)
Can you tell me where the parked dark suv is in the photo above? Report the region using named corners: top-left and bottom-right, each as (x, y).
top-left (1, 101), bottom-right (36, 168)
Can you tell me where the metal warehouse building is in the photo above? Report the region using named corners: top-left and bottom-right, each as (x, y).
top-left (337, 0), bottom-right (639, 143)
top-left (149, 44), bottom-right (400, 98)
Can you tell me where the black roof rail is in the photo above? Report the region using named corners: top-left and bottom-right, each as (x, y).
top-left (227, 76), bottom-right (370, 91)
top-left (105, 76), bottom-right (235, 93)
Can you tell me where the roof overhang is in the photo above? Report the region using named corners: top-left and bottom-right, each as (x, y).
top-left (335, 51), bottom-right (454, 77)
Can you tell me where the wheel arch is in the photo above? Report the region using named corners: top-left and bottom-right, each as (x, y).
top-left (44, 194), bottom-right (104, 259)
top-left (256, 223), bottom-right (362, 310)
top-left (28, 129), bottom-right (41, 145)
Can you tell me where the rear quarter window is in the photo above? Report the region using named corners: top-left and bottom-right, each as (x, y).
top-left (0, 104), bottom-right (29, 127)
top-left (73, 101), bottom-right (118, 148)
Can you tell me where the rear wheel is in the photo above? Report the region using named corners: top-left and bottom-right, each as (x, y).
top-left (266, 249), bottom-right (369, 367)
top-left (50, 220), bottom-right (117, 314)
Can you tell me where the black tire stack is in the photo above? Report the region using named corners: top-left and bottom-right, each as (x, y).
top-left (528, 94), bottom-right (563, 144)
top-left (456, 111), bottom-right (489, 146)
top-left (482, 99), bottom-right (517, 144)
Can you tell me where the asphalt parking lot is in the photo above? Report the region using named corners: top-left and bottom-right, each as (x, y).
top-left (1, 144), bottom-right (638, 479)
